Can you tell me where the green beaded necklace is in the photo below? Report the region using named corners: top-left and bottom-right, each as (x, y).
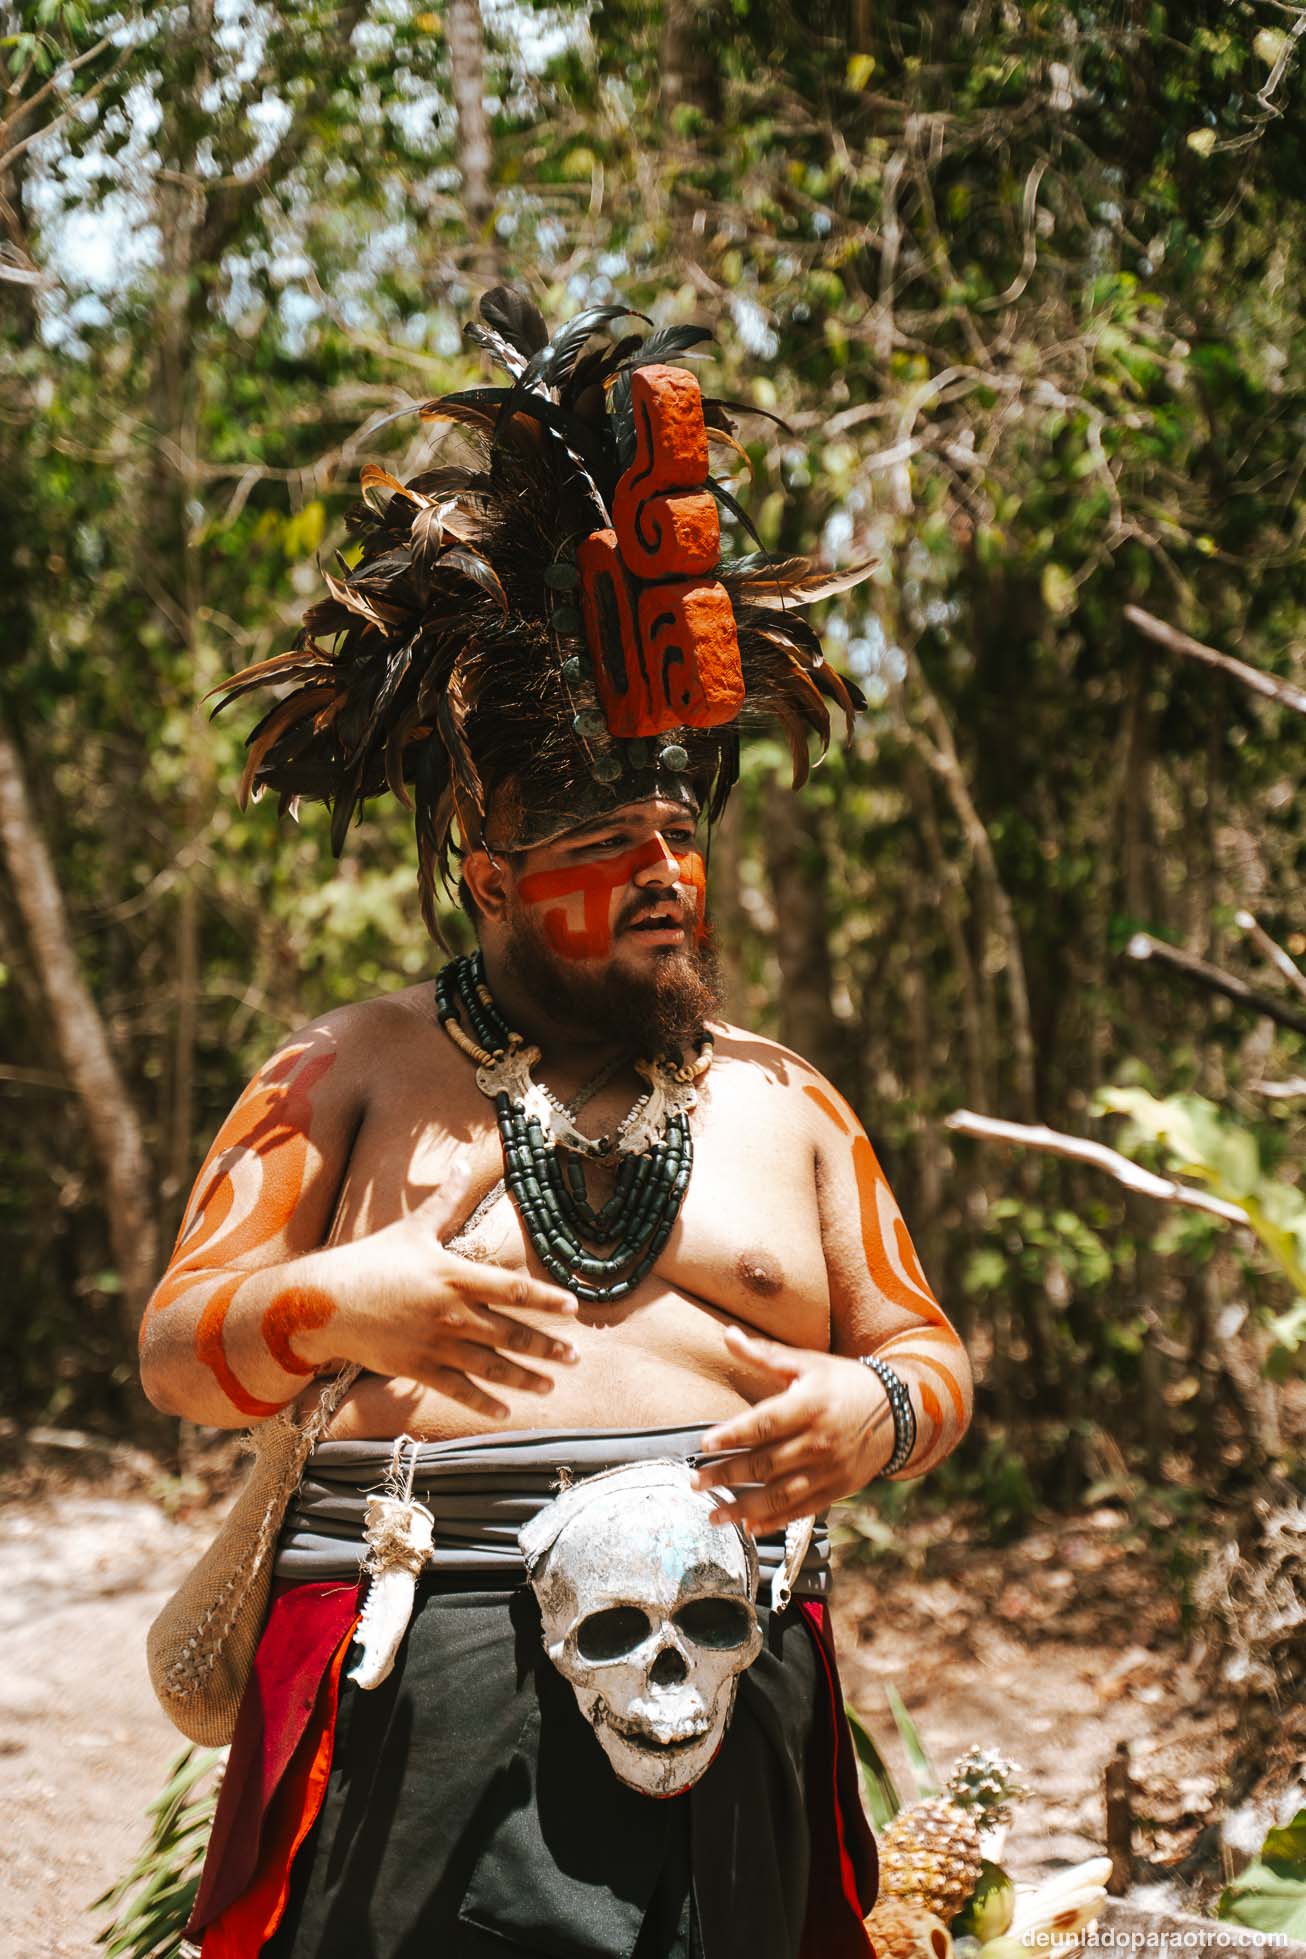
top-left (435, 953), bottom-right (712, 1303)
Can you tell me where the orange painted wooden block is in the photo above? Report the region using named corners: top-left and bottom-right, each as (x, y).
top-left (577, 530), bottom-right (640, 729)
top-left (613, 366), bottom-right (717, 578)
top-left (578, 365), bottom-right (744, 739)
top-left (636, 580), bottom-right (744, 733)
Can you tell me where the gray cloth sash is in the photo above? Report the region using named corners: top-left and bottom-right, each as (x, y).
top-left (275, 1421), bottom-right (831, 1598)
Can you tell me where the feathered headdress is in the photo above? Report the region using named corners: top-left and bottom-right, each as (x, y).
top-left (212, 285), bottom-right (872, 939)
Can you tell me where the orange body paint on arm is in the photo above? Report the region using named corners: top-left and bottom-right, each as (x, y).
top-left (146, 1042), bottom-right (341, 1419)
top-left (805, 1079), bottom-right (970, 1472)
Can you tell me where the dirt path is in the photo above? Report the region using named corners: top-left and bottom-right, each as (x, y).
top-left (833, 1511), bottom-right (1232, 1881)
top-left (0, 1494), bottom-right (216, 1959)
top-left (0, 1486), bottom-right (1232, 1959)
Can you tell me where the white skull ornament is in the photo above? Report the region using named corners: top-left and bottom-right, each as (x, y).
top-left (519, 1459), bottom-right (763, 1797)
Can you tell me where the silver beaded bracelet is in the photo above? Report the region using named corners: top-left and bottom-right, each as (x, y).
top-left (858, 1352), bottom-right (917, 1477)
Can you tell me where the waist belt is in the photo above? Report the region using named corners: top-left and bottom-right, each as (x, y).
top-left (276, 1421), bottom-right (831, 1597)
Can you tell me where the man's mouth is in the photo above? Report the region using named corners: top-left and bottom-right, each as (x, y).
top-left (621, 905), bottom-right (687, 941)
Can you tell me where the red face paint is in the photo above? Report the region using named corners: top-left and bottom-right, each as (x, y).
top-left (517, 838), bottom-right (707, 962)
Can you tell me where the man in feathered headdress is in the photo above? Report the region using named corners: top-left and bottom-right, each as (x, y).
top-left (141, 288), bottom-right (972, 1959)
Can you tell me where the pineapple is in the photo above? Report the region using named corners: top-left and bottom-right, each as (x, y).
top-left (865, 1898), bottom-right (955, 1959)
top-left (945, 1748), bottom-right (1030, 1833)
top-left (879, 1796), bottom-right (985, 1921)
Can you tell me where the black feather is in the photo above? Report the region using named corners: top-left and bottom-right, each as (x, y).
top-left (522, 304), bottom-right (648, 395)
top-left (479, 285), bottom-right (549, 357)
top-left (564, 334), bottom-right (643, 405)
top-left (703, 395), bottom-right (794, 433)
top-left (707, 477), bottom-right (768, 555)
top-left (616, 324), bottom-right (714, 371)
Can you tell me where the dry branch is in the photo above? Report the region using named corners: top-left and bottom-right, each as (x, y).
top-left (942, 1108), bottom-right (1251, 1225)
top-left (1125, 931), bottom-right (1306, 1036)
top-left (1125, 604), bottom-right (1306, 716)
top-left (1236, 908), bottom-right (1306, 1002)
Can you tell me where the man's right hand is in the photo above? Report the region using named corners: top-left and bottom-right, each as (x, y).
top-left (300, 1176), bottom-right (580, 1419)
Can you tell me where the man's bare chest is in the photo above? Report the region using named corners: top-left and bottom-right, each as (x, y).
top-left (328, 1035), bottom-right (831, 1348)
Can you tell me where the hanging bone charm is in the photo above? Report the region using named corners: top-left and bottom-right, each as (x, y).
top-left (770, 1511), bottom-right (816, 1614)
top-left (348, 1490), bottom-right (435, 1690)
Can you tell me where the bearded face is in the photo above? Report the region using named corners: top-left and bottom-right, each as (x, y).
top-left (490, 799), bottom-right (724, 1054)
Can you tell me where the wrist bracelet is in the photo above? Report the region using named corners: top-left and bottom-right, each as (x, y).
top-left (858, 1353), bottom-right (917, 1478)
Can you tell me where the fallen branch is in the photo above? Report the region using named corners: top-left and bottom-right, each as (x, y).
top-left (941, 1108), bottom-right (1251, 1225)
top-left (1124, 604), bottom-right (1306, 717)
top-left (1125, 931), bottom-right (1306, 1036)
top-left (1236, 908), bottom-right (1306, 1003)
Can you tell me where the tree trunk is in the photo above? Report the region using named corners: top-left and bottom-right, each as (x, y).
top-left (903, 746), bottom-right (986, 1111)
top-left (910, 668), bottom-right (1038, 1123)
top-left (706, 793), bottom-right (748, 1024)
top-left (447, 0), bottom-right (497, 280)
top-left (902, 841), bottom-right (953, 1333)
top-left (761, 777), bottom-right (845, 1086)
top-left (659, 0), bottom-right (724, 127)
top-left (168, 873), bottom-right (200, 1212)
top-left (0, 728), bottom-right (160, 1351)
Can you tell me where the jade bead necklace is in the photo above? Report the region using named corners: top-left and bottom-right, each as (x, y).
top-left (435, 953), bottom-right (712, 1303)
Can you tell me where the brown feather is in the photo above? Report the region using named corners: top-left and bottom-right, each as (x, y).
top-left (705, 426), bottom-right (754, 476)
top-left (238, 687), bottom-right (336, 808)
top-left (359, 463), bottom-right (430, 511)
top-left (770, 697), bottom-right (813, 790)
top-left (746, 557), bottom-right (879, 609)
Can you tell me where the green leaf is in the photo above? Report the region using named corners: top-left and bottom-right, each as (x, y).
top-left (93, 1746), bottom-right (223, 1956)
top-left (1264, 1812), bottom-right (1306, 1862)
top-left (1254, 28), bottom-right (1290, 67)
top-left (1219, 1854), bottom-right (1306, 1938)
top-left (885, 1684), bottom-right (940, 1798)
top-left (1040, 562), bottom-right (1077, 617)
top-left (844, 1700), bottom-right (902, 1830)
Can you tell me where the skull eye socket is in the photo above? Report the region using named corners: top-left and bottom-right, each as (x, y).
top-left (576, 1605), bottom-right (653, 1661)
top-left (674, 1598), bottom-right (753, 1649)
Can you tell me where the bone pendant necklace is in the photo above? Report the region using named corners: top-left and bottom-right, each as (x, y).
top-left (435, 953), bottom-right (712, 1303)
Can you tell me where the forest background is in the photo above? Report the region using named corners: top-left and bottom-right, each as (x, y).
top-left (2, 0), bottom-right (1305, 1891)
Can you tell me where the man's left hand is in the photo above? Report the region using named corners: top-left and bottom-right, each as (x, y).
top-left (691, 1325), bottom-right (898, 1533)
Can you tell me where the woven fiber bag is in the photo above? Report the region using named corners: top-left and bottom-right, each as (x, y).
top-left (147, 1364), bottom-right (360, 1746)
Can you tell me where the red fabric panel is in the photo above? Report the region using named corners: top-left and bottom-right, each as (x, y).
top-left (188, 1576), bottom-right (363, 1937)
top-left (798, 1599), bottom-right (878, 1959)
top-left (200, 1615), bottom-right (356, 1956)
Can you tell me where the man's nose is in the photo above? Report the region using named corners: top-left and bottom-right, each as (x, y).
top-left (629, 832), bottom-right (682, 886)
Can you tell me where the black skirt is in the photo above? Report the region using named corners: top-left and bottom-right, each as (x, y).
top-left (263, 1573), bottom-right (820, 1959)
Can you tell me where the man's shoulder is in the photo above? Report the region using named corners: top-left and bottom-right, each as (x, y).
top-left (273, 980), bottom-right (454, 1102)
top-left (708, 1018), bottom-right (839, 1112)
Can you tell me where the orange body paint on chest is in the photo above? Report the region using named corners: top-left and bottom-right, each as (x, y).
top-left (517, 841), bottom-right (707, 961)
